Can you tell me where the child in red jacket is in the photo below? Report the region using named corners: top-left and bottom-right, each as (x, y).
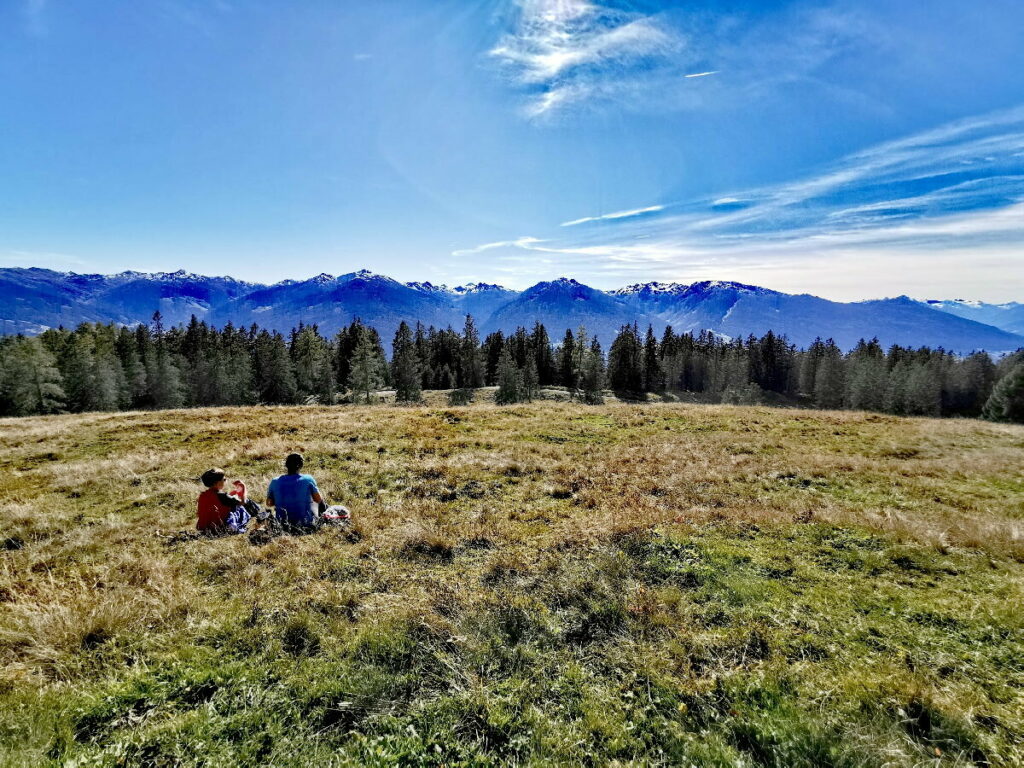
top-left (197, 468), bottom-right (251, 533)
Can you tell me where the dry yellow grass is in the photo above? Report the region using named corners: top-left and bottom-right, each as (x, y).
top-left (1, 401), bottom-right (1022, 766)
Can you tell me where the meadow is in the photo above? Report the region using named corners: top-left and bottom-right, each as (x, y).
top-left (1, 395), bottom-right (1022, 766)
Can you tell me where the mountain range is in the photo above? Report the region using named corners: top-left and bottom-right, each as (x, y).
top-left (1, 267), bottom-right (1021, 354)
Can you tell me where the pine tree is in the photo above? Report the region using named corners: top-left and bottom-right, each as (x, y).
top-left (391, 321), bottom-right (422, 403)
top-left (813, 341), bottom-right (844, 409)
top-left (495, 346), bottom-right (523, 405)
top-left (460, 315), bottom-right (484, 389)
top-left (531, 322), bottom-right (555, 385)
top-left (799, 338), bottom-right (825, 396)
top-left (291, 324), bottom-right (329, 398)
top-left (642, 325), bottom-right (662, 392)
top-left (349, 330), bottom-right (384, 404)
top-left (558, 328), bottom-right (575, 391)
top-left (884, 360), bottom-right (912, 414)
top-left (482, 331), bottom-right (505, 386)
top-left (522, 357), bottom-right (539, 402)
top-left (947, 352), bottom-right (996, 416)
top-left (0, 337), bottom-right (65, 415)
top-left (904, 361), bottom-right (942, 416)
top-left (255, 331), bottom-right (297, 404)
top-left (982, 362), bottom-right (1024, 423)
top-left (59, 332), bottom-right (98, 412)
top-left (147, 312), bottom-right (184, 409)
top-left (844, 339), bottom-right (887, 411)
top-left (580, 337), bottom-right (606, 404)
top-left (608, 324), bottom-right (643, 394)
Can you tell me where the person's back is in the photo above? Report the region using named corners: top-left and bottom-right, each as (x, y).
top-left (267, 453), bottom-right (322, 527)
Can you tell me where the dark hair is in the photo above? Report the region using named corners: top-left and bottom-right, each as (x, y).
top-left (201, 468), bottom-right (226, 488)
top-left (285, 453), bottom-right (304, 473)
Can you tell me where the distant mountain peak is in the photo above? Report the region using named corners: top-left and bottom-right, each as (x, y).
top-left (406, 281), bottom-right (509, 295)
top-left (454, 282), bottom-right (508, 294)
top-left (406, 281), bottom-right (449, 293)
top-left (613, 280), bottom-right (774, 297)
top-left (337, 269), bottom-right (399, 285)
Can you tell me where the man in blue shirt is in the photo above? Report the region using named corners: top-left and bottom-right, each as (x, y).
top-left (266, 453), bottom-right (325, 528)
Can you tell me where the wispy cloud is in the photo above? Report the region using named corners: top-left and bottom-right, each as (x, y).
top-left (490, 0), bottom-right (682, 117)
top-left (560, 205), bottom-right (664, 227)
top-left (1, 249), bottom-right (87, 270)
top-left (489, 3), bottom-right (888, 118)
top-left (450, 106), bottom-right (1024, 300)
top-left (451, 236), bottom-right (545, 256)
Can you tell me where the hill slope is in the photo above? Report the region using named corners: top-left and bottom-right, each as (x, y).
top-left (1, 401), bottom-right (1022, 766)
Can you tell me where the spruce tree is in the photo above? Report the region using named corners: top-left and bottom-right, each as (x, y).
top-left (391, 321), bottom-right (422, 403)
top-left (495, 346), bottom-right (523, 405)
top-left (813, 341), bottom-right (844, 409)
top-left (608, 324), bottom-right (643, 394)
top-left (482, 331), bottom-right (505, 386)
top-left (460, 315), bottom-right (484, 389)
top-left (982, 362), bottom-right (1024, 423)
top-left (844, 339), bottom-right (887, 411)
top-left (255, 331), bottom-right (297, 404)
top-left (580, 338), bottom-right (606, 404)
top-left (0, 337), bottom-right (65, 415)
top-left (59, 332), bottom-right (98, 412)
top-left (531, 322), bottom-right (555, 385)
top-left (904, 361), bottom-right (942, 416)
top-left (348, 330), bottom-right (384, 404)
top-left (642, 325), bottom-right (662, 392)
top-left (522, 358), bottom-right (539, 402)
top-left (558, 329), bottom-right (575, 391)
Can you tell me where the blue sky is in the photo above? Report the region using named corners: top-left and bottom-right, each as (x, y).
top-left (1, 0), bottom-right (1022, 300)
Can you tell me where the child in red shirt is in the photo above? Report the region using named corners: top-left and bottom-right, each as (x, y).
top-left (197, 468), bottom-right (251, 533)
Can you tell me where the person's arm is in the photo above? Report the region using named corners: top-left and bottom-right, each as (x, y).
top-left (216, 491), bottom-right (241, 509)
top-left (266, 479), bottom-right (276, 507)
top-left (309, 477), bottom-right (325, 512)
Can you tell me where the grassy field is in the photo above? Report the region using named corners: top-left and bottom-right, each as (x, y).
top-left (1, 398), bottom-right (1022, 766)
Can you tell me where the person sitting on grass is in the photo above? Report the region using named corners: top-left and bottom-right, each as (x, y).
top-left (197, 468), bottom-right (252, 534)
top-left (266, 453), bottom-right (325, 530)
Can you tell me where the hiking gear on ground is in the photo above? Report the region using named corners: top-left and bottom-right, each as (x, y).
top-left (323, 505), bottom-right (351, 523)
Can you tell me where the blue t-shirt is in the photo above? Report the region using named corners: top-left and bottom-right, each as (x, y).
top-left (268, 473), bottom-right (320, 525)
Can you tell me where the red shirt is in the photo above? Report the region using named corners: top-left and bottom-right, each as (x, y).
top-left (196, 488), bottom-right (239, 531)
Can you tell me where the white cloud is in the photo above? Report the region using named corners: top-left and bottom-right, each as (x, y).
top-left (452, 106), bottom-right (1024, 300)
top-left (684, 71), bottom-right (718, 78)
top-left (560, 205), bottom-right (664, 227)
top-left (451, 236), bottom-right (545, 256)
top-left (491, 0), bottom-right (681, 117)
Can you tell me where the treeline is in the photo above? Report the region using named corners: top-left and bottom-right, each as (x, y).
top-left (0, 313), bottom-right (1021, 422)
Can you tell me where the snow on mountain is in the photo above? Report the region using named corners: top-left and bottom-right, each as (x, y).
top-left (921, 298), bottom-right (1024, 336)
top-left (483, 278), bottom-right (662, 346)
top-left (0, 267), bottom-right (1021, 353)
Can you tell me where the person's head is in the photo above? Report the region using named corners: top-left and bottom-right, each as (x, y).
top-left (201, 468), bottom-right (226, 490)
top-left (285, 453), bottom-right (304, 474)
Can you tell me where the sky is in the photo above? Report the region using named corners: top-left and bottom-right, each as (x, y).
top-left (1, 0), bottom-right (1022, 301)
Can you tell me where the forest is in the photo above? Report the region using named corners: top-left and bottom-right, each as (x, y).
top-left (0, 312), bottom-right (1021, 421)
